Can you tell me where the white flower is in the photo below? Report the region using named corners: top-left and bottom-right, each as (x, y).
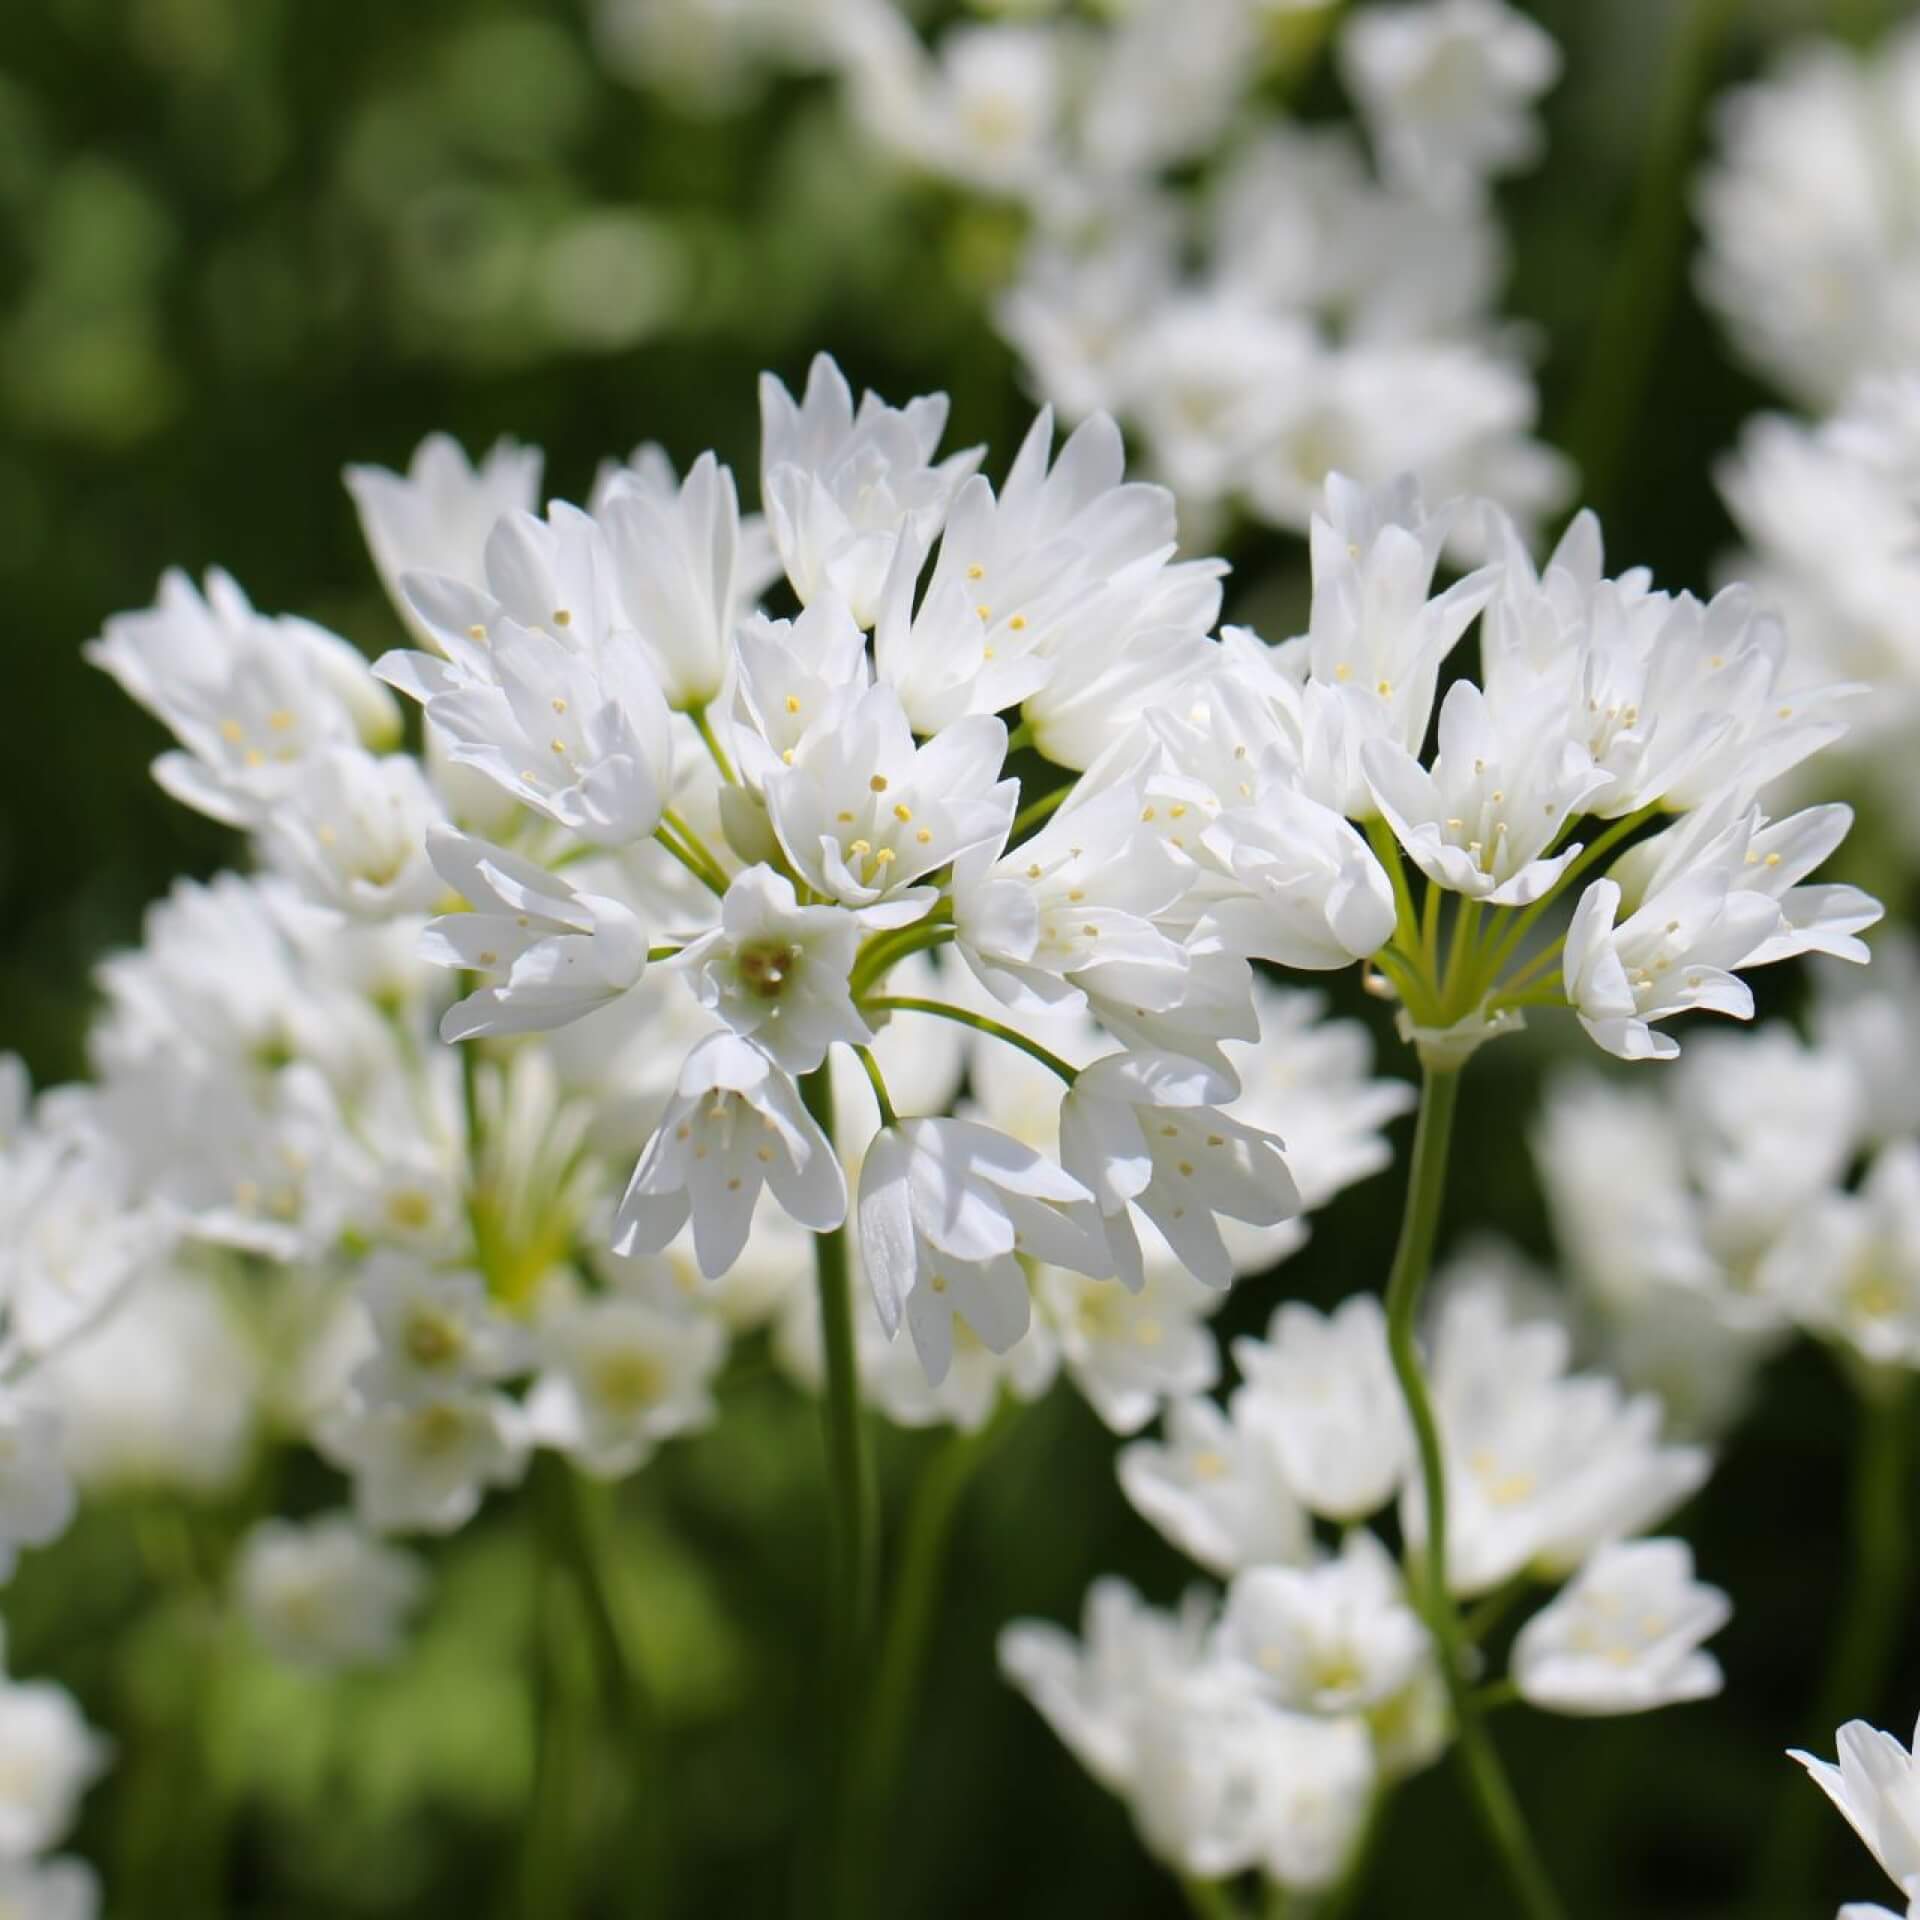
top-left (1034, 1255), bottom-right (1220, 1436)
top-left (731, 594), bottom-right (871, 793)
top-left (1117, 1394), bottom-right (1313, 1577)
top-left (235, 1513), bottom-right (428, 1670)
top-left (1410, 1284), bottom-right (1711, 1595)
top-left (316, 1388), bottom-right (529, 1535)
top-left (1764, 1143), bottom-right (1920, 1368)
top-left (856, 1117), bottom-right (1109, 1384)
top-left (421, 829), bottom-right (652, 1041)
top-left (86, 567), bottom-right (400, 828)
top-left (1511, 1538), bottom-right (1729, 1716)
top-left (350, 1254), bottom-right (526, 1407)
top-left (0, 1391), bottom-right (74, 1583)
top-left (1362, 676), bottom-right (1610, 904)
top-left (759, 353), bottom-right (981, 625)
top-left (0, 1857), bottom-right (99, 1920)
top-left (1340, 0), bottom-right (1559, 208)
top-left (1294, 472), bottom-right (1498, 817)
top-left (526, 1295), bottom-right (724, 1476)
top-left (346, 432), bottom-right (543, 644)
top-left (380, 506), bottom-right (676, 845)
top-left (261, 747), bottom-right (444, 918)
top-left (597, 449), bottom-right (752, 710)
top-left (1794, 1713), bottom-right (1920, 1895)
top-left (1562, 872), bottom-right (1780, 1063)
top-left (1232, 1296), bottom-right (1410, 1523)
top-left (1216, 1531), bottom-right (1431, 1717)
top-left (953, 778), bottom-right (1191, 1016)
top-left (1217, 982), bottom-right (1413, 1214)
top-left (766, 685), bottom-right (1013, 919)
top-left (0, 1666), bottom-right (108, 1859)
top-left (998, 1577), bottom-right (1215, 1798)
top-left (1697, 23), bottom-right (1920, 406)
top-left (1060, 1050), bottom-right (1299, 1291)
top-left (39, 1266), bottom-right (262, 1497)
top-left (679, 866), bottom-right (870, 1074)
top-left (614, 1034), bottom-right (846, 1279)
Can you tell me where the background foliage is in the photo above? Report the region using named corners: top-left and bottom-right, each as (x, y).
top-left (0, 0), bottom-right (1913, 1914)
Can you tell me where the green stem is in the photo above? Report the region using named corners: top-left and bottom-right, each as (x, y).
top-left (531, 1457), bottom-right (670, 1908)
top-left (691, 704), bottom-right (738, 785)
top-left (1753, 1373), bottom-right (1914, 1912)
top-left (1555, 0), bottom-right (1746, 517)
top-left (1180, 1878), bottom-right (1249, 1920)
top-left (854, 1400), bottom-right (1024, 1815)
top-left (1367, 816), bottom-right (1420, 954)
top-left (1385, 1068), bottom-right (1568, 1920)
top-left (1440, 898), bottom-right (1484, 1019)
top-left (848, 906), bottom-right (957, 999)
top-left (794, 1067), bottom-right (879, 1758)
top-left (520, 1554), bottom-right (585, 1920)
top-left (1476, 804), bottom-right (1659, 990)
top-left (655, 820), bottom-right (728, 896)
top-left (860, 995), bottom-right (1079, 1085)
top-left (1010, 780), bottom-right (1070, 844)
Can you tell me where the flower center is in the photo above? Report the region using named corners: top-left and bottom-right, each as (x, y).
top-left (737, 939), bottom-right (801, 1002)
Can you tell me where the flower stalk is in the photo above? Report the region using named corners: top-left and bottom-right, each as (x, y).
top-left (1384, 1065), bottom-right (1568, 1920)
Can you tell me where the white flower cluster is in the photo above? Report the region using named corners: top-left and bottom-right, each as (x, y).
top-left (1716, 376), bottom-right (1920, 849)
top-left (1001, 1273), bottom-right (1729, 1894)
top-left (0, 343), bottom-right (1870, 1650)
top-left (592, 0), bottom-right (1570, 543)
top-left (1696, 18), bottom-right (1920, 410)
top-left (1536, 938), bottom-right (1920, 1433)
top-left (0, 1631), bottom-right (108, 1919)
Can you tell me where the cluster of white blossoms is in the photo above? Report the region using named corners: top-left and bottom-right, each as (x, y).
top-left (1694, 21), bottom-right (1920, 856)
top-left (1695, 16), bottom-right (1920, 411)
top-left (0, 347), bottom-right (1875, 1891)
top-left (0, 1630), bottom-right (108, 1919)
top-left (1001, 1266), bottom-right (1729, 1895)
top-left (592, 0), bottom-right (1569, 543)
top-left (1534, 937), bottom-right (1920, 1435)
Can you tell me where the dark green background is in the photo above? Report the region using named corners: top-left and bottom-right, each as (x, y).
top-left (2, 1), bottom-right (1916, 1915)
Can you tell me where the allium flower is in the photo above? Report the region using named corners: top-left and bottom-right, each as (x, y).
top-left (0, 1858), bottom-right (99, 1920)
top-left (1117, 1394), bottom-right (1313, 1577)
top-left (235, 1513), bottom-right (427, 1670)
top-left (1033, 1256), bottom-right (1220, 1436)
top-left (856, 1117), bottom-right (1109, 1384)
top-left (615, 1034), bottom-right (846, 1279)
top-left (346, 433), bottom-right (544, 643)
top-left (0, 1659), bottom-right (109, 1858)
top-left (423, 829), bottom-right (653, 1041)
top-left (1409, 1285), bottom-right (1711, 1595)
top-left (680, 866), bottom-right (871, 1073)
top-left (0, 1392), bottom-right (74, 1583)
top-left (1215, 1530), bottom-right (1430, 1717)
top-left (1339, 0), bottom-right (1560, 208)
top-left (262, 748), bottom-right (445, 918)
top-left (1511, 1538), bottom-right (1729, 1716)
top-left (526, 1295), bottom-right (725, 1476)
top-left (349, 1255), bottom-right (528, 1408)
top-left (317, 1389), bottom-right (529, 1536)
top-left (1232, 1296), bottom-right (1411, 1523)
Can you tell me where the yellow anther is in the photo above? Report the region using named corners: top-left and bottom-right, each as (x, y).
top-left (220, 717), bottom-right (246, 744)
top-left (1009, 615), bottom-right (1027, 631)
top-left (976, 605), bottom-right (992, 620)
top-left (893, 803), bottom-right (913, 822)
top-left (552, 609), bottom-right (572, 627)
top-left (916, 827), bottom-right (932, 844)
top-left (966, 563), bottom-right (984, 580)
top-left (468, 624), bottom-right (487, 641)
top-left (551, 697), bottom-right (568, 715)
top-left (786, 694), bottom-right (801, 714)
top-left (267, 709), bottom-right (295, 732)
top-left (870, 774), bottom-right (889, 792)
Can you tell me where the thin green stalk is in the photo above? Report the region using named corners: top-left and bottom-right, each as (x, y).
top-left (530, 1457), bottom-right (670, 1908)
top-left (1011, 780), bottom-right (1070, 843)
top-left (1385, 1068), bottom-right (1568, 1920)
top-left (1440, 898), bottom-right (1484, 1017)
top-left (1753, 1373), bottom-right (1914, 1913)
top-left (1420, 872), bottom-right (1442, 976)
top-left (1181, 1878), bottom-right (1249, 1920)
top-left (849, 906), bottom-right (957, 998)
top-left (798, 1060), bottom-right (880, 1687)
top-left (654, 821), bottom-right (727, 896)
top-left (1367, 817), bottom-right (1420, 953)
top-left (860, 994), bottom-right (1079, 1085)
top-left (1476, 804), bottom-right (1659, 989)
top-left (854, 1400), bottom-right (1025, 1812)
top-left (691, 704), bottom-right (738, 785)
top-left (854, 1045), bottom-right (901, 1129)
top-left (520, 1557), bottom-right (586, 1920)
top-left (1556, 0), bottom-right (1747, 517)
